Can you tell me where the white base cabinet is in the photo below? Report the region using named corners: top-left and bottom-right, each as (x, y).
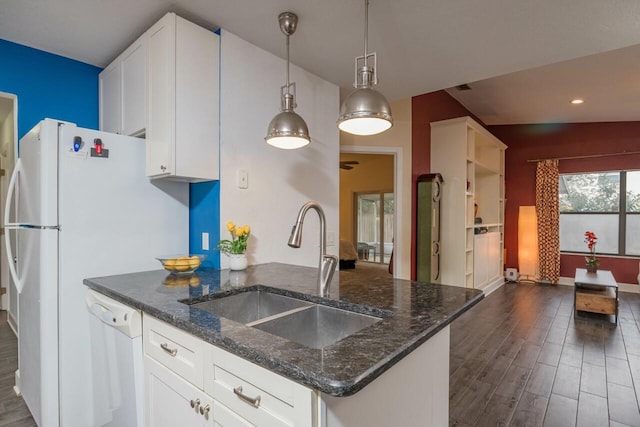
top-left (143, 315), bottom-right (451, 427)
top-left (474, 232), bottom-right (502, 290)
top-left (321, 326), bottom-right (449, 427)
top-left (146, 356), bottom-right (213, 426)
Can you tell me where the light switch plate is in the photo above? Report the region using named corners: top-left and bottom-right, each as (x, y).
top-left (237, 169), bottom-right (248, 189)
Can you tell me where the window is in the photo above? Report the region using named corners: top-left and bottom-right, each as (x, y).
top-left (354, 192), bottom-right (394, 264)
top-left (559, 170), bottom-right (640, 256)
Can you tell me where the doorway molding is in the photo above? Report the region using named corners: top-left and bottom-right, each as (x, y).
top-left (340, 145), bottom-right (404, 279)
top-left (0, 91), bottom-right (18, 333)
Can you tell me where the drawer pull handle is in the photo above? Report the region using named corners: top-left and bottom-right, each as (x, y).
top-left (160, 343), bottom-right (178, 357)
top-left (190, 398), bottom-right (200, 410)
top-left (200, 404), bottom-right (211, 417)
top-left (233, 386), bottom-right (261, 408)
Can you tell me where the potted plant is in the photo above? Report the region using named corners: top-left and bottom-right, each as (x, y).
top-left (218, 221), bottom-right (251, 270)
top-left (584, 231), bottom-right (599, 273)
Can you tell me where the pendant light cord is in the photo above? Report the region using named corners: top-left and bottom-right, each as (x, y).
top-left (285, 33), bottom-right (291, 95)
top-left (363, 0), bottom-right (369, 67)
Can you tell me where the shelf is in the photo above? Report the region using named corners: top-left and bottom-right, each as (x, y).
top-left (473, 223), bottom-right (501, 229)
top-left (474, 160), bottom-right (500, 176)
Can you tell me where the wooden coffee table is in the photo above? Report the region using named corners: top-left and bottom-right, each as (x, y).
top-left (574, 268), bottom-right (619, 324)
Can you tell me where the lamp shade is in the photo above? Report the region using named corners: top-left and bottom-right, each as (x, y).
top-left (265, 109), bottom-right (310, 149)
top-left (518, 206), bottom-right (538, 278)
top-left (337, 86), bottom-right (393, 135)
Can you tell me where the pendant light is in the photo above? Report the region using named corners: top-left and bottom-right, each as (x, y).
top-left (265, 12), bottom-right (311, 149)
top-left (337, 0), bottom-right (393, 136)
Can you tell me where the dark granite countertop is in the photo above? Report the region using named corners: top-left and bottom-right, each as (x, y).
top-left (83, 262), bottom-right (483, 396)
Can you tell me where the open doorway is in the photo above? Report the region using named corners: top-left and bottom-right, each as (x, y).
top-left (0, 92), bottom-right (18, 333)
top-left (339, 149), bottom-right (401, 276)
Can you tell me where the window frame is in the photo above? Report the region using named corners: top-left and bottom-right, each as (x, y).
top-left (559, 169), bottom-right (640, 258)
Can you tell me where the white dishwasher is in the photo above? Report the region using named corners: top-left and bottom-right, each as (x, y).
top-left (86, 289), bottom-right (144, 427)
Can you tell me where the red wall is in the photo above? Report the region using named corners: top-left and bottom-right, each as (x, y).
top-left (489, 122), bottom-right (640, 285)
top-left (411, 90), bottom-right (483, 279)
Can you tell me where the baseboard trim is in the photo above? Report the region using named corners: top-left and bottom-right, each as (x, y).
top-left (8, 312), bottom-right (17, 337)
top-left (14, 369), bottom-right (20, 396)
top-left (482, 277), bottom-right (506, 296)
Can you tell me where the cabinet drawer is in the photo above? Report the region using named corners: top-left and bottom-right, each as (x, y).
top-left (205, 346), bottom-right (315, 427)
top-left (143, 315), bottom-right (203, 388)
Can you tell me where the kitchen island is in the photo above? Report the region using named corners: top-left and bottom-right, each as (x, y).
top-left (84, 263), bottom-right (483, 426)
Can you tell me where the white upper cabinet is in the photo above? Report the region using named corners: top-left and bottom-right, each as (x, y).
top-left (99, 12), bottom-right (219, 182)
top-left (99, 34), bottom-right (146, 137)
top-left (98, 60), bottom-right (121, 134)
top-left (146, 12), bottom-right (220, 182)
top-left (121, 37), bottom-right (147, 136)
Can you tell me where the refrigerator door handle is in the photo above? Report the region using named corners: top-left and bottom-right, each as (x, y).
top-left (4, 158), bottom-right (22, 293)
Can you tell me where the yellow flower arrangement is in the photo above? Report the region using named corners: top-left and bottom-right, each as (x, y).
top-left (217, 221), bottom-right (251, 255)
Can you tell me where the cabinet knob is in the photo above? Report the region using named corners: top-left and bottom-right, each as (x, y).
top-left (199, 404), bottom-right (211, 418)
top-left (190, 398), bottom-right (200, 411)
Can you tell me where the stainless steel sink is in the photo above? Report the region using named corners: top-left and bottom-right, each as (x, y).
top-left (253, 304), bottom-right (381, 349)
top-left (188, 289), bottom-right (382, 349)
top-left (190, 290), bottom-right (313, 325)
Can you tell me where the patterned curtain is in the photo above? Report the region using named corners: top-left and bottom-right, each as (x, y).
top-left (535, 160), bottom-right (560, 283)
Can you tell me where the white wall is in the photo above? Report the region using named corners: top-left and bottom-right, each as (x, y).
top-left (340, 99), bottom-right (412, 279)
top-left (219, 30), bottom-right (340, 268)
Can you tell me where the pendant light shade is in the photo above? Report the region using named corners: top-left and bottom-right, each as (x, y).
top-left (266, 12), bottom-right (310, 149)
top-left (337, 0), bottom-right (393, 136)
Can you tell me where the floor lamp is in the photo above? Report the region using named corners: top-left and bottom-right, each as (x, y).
top-left (518, 206), bottom-right (538, 282)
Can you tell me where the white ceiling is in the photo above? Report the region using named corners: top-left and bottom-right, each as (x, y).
top-left (2, 0), bottom-right (640, 125)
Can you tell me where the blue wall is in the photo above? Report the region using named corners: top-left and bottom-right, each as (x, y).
top-left (1, 38), bottom-right (221, 268)
top-left (0, 39), bottom-right (100, 137)
top-left (190, 181), bottom-right (220, 268)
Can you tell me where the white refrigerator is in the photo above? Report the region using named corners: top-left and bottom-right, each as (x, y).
top-left (4, 119), bottom-right (189, 426)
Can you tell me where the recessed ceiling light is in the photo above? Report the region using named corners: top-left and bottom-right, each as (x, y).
top-left (571, 99), bottom-right (584, 105)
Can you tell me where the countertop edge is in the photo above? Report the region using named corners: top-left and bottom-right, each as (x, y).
top-left (84, 278), bottom-right (485, 396)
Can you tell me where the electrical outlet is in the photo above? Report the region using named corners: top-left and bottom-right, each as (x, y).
top-left (202, 232), bottom-right (209, 250)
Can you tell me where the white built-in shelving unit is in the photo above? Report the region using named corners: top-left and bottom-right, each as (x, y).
top-left (431, 116), bottom-right (506, 291)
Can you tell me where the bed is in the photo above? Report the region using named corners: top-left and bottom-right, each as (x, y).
top-left (339, 240), bottom-right (358, 269)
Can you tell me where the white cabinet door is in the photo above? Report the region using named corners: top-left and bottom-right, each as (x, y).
top-left (487, 231), bottom-right (501, 282)
top-left (213, 401), bottom-right (254, 427)
top-left (145, 356), bottom-right (213, 427)
top-left (121, 36), bottom-right (147, 136)
top-left (99, 62), bottom-right (121, 134)
top-left (146, 12), bottom-right (219, 182)
top-left (146, 13), bottom-right (175, 178)
top-left (99, 34), bottom-right (147, 136)
top-left (474, 232), bottom-right (501, 289)
top-left (473, 234), bottom-right (488, 288)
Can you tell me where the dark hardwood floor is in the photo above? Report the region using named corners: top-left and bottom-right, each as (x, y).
top-left (0, 311), bottom-right (35, 426)
top-left (450, 282), bottom-right (640, 427)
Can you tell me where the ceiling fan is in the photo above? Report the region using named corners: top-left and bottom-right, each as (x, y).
top-left (340, 160), bottom-right (360, 170)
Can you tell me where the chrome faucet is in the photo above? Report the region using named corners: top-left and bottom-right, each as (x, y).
top-left (288, 201), bottom-right (338, 298)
